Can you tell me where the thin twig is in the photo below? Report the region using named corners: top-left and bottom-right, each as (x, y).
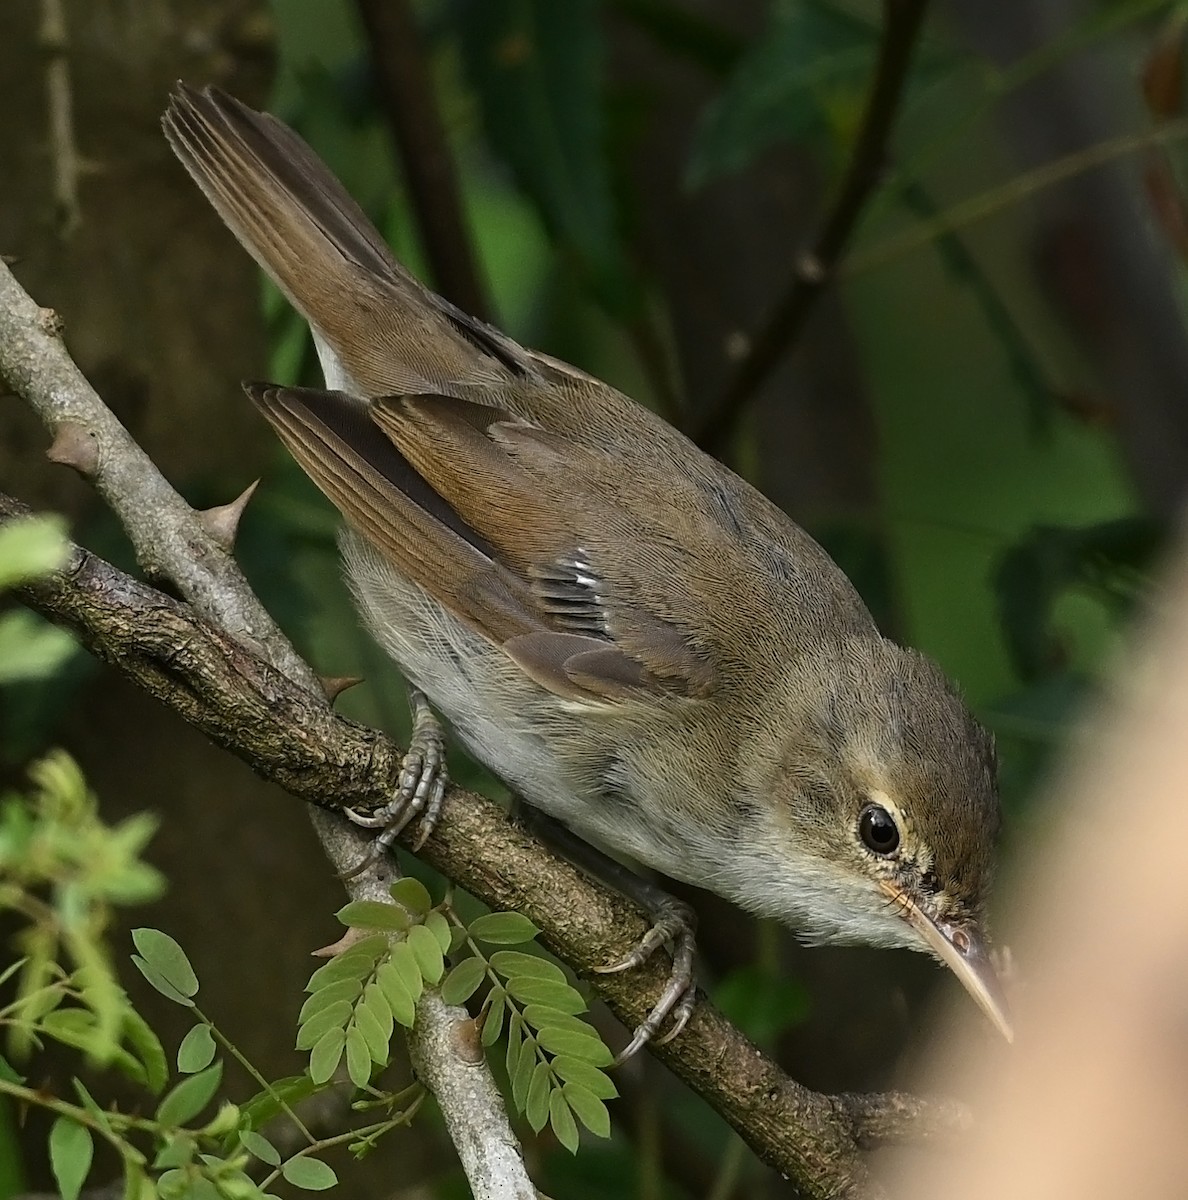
top-left (353, 0), bottom-right (491, 319)
top-left (38, 0), bottom-right (82, 238)
top-left (694, 0), bottom-right (931, 454)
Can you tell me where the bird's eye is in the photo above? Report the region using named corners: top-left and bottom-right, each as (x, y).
top-left (858, 804), bottom-right (900, 855)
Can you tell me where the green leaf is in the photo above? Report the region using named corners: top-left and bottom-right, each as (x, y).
top-left (551, 1056), bottom-right (618, 1099)
top-left (407, 925), bottom-right (444, 985)
top-left (354, 989), bottom-right (392, 1066)
top-left (505, 977), bottom-right (586, 1013)
top-left (239, 1130), bottom-right (281, 1167)
top-left (688, 0), bottom-right (877, 186)
top-left (40, 1010), bottom-right (145, 1083)
top-left (187, 1176), bottom-right (220, 1200)
top-left (123, 1162), bottom-right (155, 1200)
top-left (121, 1008), bottom-right (169, 1094)
top-left (157, 1167), bottom-right (188, 1198)
top-left (177, 1024), bottom-right (216, 1073)
top-left (375, 962), bottom-right (416, 1028)
top-left (152, 1133), bottom-right (195, 1170)
top-left (0, 514), bottom-right (69, 589)
top-left (155, 1061), bottom-right (223, 1127)
top-left (281, 1157), bottom-right (338, 1191)
top-left (525, 1061), bottom-right (552, 1132)
top-left (534, 1025), bottom-right (613, 1065)
top-left (308, 1027), bottom-right (346, 1085)
top-left (0, 610), bottom-right (78, 684)
top-left (511, 1034), bottom-right (535, 1114)
top-left (562, 1082), bottom-right (611, 1136)
top-left (505, 1011), bottom-right (523, 1084)
top-left (335, 900), bottom-right (410, 932)
top-left (239, 1075), bottom-right (319, 1132)
top-left (157, 1166), bottom-right (189, 1199)
top-left (388, 877), bottom-right (432, 916)
top-left (296, 1001), bottom-right (353, 1050)
top-left (387, 941), bottom-right (423, 1004)
top-left (468, 912), bottom-right (539, 945)
top-left (345, 1025), bottom-right (372, 1088)
top-left (424, 910), bottom-right (452, 953)
top-left (297, 978), bottom-right (362, 1024)
top-left (480, 990), bottom-right (506, 1047)
top-left (48, 1116), bottom-right (92, 1200)
top-left (550, 1088), bottom-right (580, 1152)
top-left (0, 1054), bottom-right (24, 1085)
top-left (441, 957), bottom-right (487, 1006)
top-left (521, 1005), bottom-right (595, 1037)
top-left (489, 950), bottom-right (566, 984)
top-left (131, 929), bottom-right (198, 998)
top-left (993, 518), bottom-right (1160, 680)
top-left (130, 956), bottom-right (194, 1007)
top-left (305, 935), bottom-right (388, 991)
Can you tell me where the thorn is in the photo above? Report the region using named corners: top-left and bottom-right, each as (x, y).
top-left (46, 421), bottom-right (98, 476)
top-left (196, 479), bottom-right (258, 551)
top-left (37, 307), bottom-right (65, 336)
top-left (311, 927), bottom-right (372, 959)
top-left (321, 674), bottom-right (363, 704)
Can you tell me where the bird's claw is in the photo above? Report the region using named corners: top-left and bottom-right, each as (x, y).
top-left (341, 688), bottom-right (447, 877)
top-left (595, 896), bottom-right (698, 1063)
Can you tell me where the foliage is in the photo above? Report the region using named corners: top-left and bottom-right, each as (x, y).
top-left (0, 516), bottom-right (78, 687)
top-left (0, 751), bottom-right (616, 1195)
top-left (310, 882), bottom-right (616, 1154)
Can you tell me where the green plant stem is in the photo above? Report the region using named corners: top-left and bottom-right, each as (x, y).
top-left (874, 0), bottom-right (1172, 225)
top-left (256, 1117), bottom-right (404, 1190)
top-left (0, 1076), bottom-right (153, 1154)
top-left (847, 117), bottom-right (1188, 277)
top-left (192, 1004), bottom-right (316, 1145)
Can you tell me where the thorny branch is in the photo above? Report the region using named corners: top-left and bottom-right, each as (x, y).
top-left (0, 256), bottom-right (530, 1200)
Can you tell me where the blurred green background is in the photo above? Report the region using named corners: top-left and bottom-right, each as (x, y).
top-left (2, 0), bottom-right (1185, 1195)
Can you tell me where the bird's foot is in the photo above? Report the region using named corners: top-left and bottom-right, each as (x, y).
top-left (595, 891), bottom-right (698, 1063)
top-left (342, 688), bottom-right (448, 877)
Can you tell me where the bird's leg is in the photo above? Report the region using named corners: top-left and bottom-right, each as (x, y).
top-left (517, 805), bottom-right (698, 1063)
top-left (342, 688), bottom-right (448, 876)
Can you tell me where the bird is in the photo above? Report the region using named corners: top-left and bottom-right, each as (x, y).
top-left (162, 82), bottom-right (1011, 1055)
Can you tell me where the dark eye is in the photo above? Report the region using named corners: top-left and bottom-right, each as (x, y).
top-left (859, 805), bottom-right (900, 855)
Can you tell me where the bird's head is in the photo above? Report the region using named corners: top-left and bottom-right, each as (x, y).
top-left (742, 636), bottom-right (1011, 1040)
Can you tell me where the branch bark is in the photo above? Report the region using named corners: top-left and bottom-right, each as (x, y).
top-left (694, 0), bottom-right (930, 454)
top-left (0, 258), bottom-right (968, 1196)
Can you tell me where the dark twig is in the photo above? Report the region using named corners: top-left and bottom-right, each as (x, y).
top-left (353, 0), bottom-right (491, 319)
top-left (695, 0), bottom-right (931, 454)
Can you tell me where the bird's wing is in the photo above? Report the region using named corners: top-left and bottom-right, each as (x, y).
top-left (247, 385), bottom-right (717, 703)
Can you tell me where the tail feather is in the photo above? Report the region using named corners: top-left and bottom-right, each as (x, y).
top-left (162, 83), bottom-right (520, 396)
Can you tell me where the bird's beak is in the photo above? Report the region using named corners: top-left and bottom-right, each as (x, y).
top-left (881, 881), bottom-right (1014, 1042)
